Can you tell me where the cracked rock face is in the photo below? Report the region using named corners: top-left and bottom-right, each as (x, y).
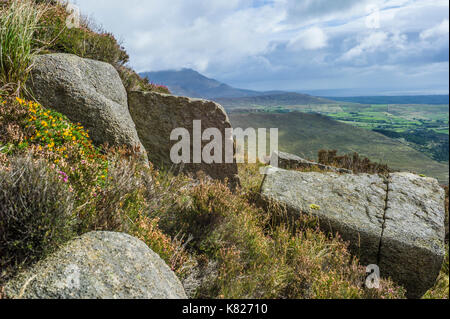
top-left (260, 169), bottom-right (446, 298)
top-left (128, 91), bottom-right (240, 188)
top-left (28, 54), bottom-right (146, 158)
top-left (4, 232), bottom-right (187, 299)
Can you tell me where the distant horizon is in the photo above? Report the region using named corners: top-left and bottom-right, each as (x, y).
top-left (141, 68), bottom-right (449, 98)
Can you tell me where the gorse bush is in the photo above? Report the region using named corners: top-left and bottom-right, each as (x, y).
top-left (0, 155), bottom-right (76, 279)
top-left (0, 96), bottom-right (187, 278)
top-left (0, 0), bottom-right (46, 95)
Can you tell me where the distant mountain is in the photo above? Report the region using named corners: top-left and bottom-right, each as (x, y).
top-left (140, 68), bottom-right (263, 99)
top-left (139, 68), bottom-right (333, 107)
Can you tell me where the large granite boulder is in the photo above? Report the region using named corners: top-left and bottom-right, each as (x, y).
top-left (128, 91), bottom-right (239, 187)
top-left (28, 54), bottom-right (145, 156)
top-left (270, 151), bottom-right (353, 174)
top-left (4, 232), bottom-right (187, 299)
top-left (260, 169), bottom-right (446, 298)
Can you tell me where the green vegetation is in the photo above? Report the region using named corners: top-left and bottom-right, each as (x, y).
top-left (0, 0), bottom-right (46, 95)
top-left (229, 112), bottom-right (449, 183)
top-left (0, 96), bottom-right (406, 299)
top-left (0, 0), bottom-right (446, 300)
top-left (226, 100), bottom-right (449, 169)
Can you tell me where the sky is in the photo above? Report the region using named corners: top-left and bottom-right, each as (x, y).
top-left (70, 0), bottom-right (449, 95)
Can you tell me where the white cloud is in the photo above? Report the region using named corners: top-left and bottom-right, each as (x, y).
top-left (288, 27), bottom-right (328, 50)
top-left (420, 19), bottom-right (449, 39)
top-left (341, 31), bottom-right (388, 61)
top-left (70, 0), bottom-right (449, 92)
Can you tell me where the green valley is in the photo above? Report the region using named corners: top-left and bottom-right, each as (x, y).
top-left (229, 112), bottom-right (449, 184)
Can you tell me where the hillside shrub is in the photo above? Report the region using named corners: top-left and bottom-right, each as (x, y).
top-left (318, 150), bottom-right (391, 175)
top-left (0, 155), bottom-right (76, 279)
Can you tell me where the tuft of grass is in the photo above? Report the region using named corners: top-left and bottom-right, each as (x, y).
top-left (0, 0), bottom-right (46, 95)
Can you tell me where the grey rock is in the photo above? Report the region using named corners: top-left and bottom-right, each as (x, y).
top-left (260, 169), bottom-right (446, 298)
top-left (261, 170), bottom-right (386, 265)
top-left (270, 151), bottom-right (353, 174)
top-left (28, 54), bottom-right (146, 156)
top-left (4, 232), bottom-right (187, 299)
top-left (128, 91), bottom-right (239, 188)
top-left (379, 173), bottom-right (446, 298)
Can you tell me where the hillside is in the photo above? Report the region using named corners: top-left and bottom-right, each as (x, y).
top-left (229, 112), bottom-right (449, 183)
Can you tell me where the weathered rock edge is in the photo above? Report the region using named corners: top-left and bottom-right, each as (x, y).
top-left (4, 232), bottom-right (187, 299)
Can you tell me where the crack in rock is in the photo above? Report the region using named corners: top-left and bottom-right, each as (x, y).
top-left (377, 174), bottom-right (391, 265)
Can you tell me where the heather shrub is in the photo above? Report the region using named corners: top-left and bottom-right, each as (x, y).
top-left (318, 150), bottom-right (390, 175)
top-left (0, 155), bottom-right (76, 279)
top-left (117, 66), bottom-right (171, 94)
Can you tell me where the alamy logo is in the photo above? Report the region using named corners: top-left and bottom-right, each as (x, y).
top-left (365, 264), bottom-right (381, 289)
top-left (170, 121), bottom-right (279, 174)
top-left (55, 1), bottom-right (80, 29)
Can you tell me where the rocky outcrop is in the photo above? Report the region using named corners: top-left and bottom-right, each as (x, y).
top-left (28, 53), bottom-right (145, 156)
top-left (260, 169), bottom-right (446, 298)
top-left (4, 232), bottom-right (187, 299)
top-left (270, 151), bottom-right (353, 174)
top-left (128, 91), bottom-right (239, 187)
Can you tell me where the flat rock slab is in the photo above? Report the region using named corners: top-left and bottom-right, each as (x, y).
top-left (260, 169), bottom-right (445, 298)
top-left (4, 232), bottom-right (187, 299)
top-left (28, 53), bottom-right (146, 156)
top-left (128, 91), bottom-right (239, 188)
